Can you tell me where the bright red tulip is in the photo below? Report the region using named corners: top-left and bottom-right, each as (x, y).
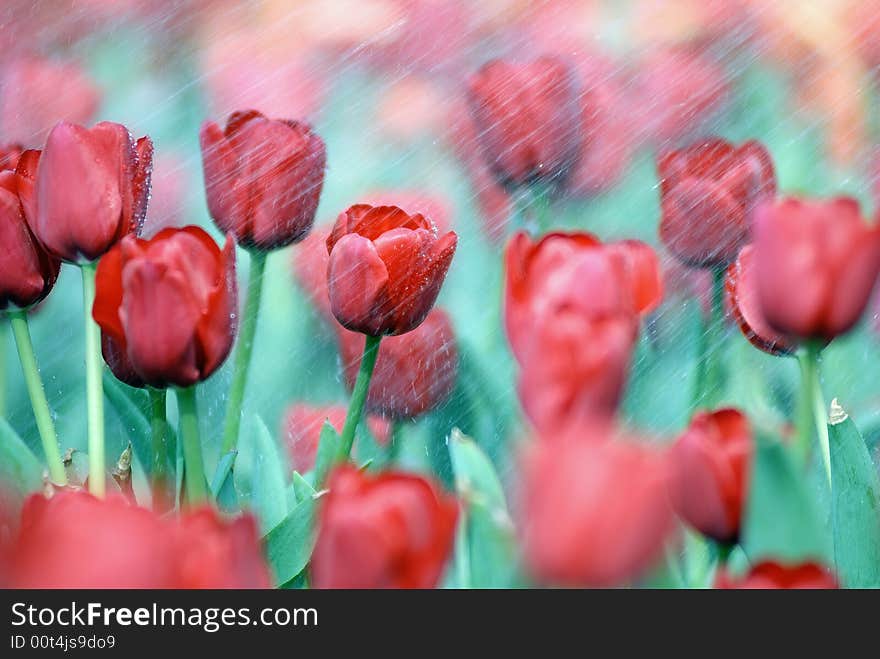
top-left (466, 57), bottom-right (581, 189)
top-left (671, 408), bottom-right (753, 544)
top-left (326, 204), bottom-right (456, 336)
top-left (0, 170), bottom-right (60, 310)
top-left (726, 244), bottom-right (797, 356)
top-left (520, 431), bottom-right (675, 587)
top-left (312, 465), bottom-right (458, 589)
top-left (92, 226), bottom-right (237, 388)
top-left (283, 404), bottom-right (391, 473)
top-left (658, 138), bottom-right (776, 267)
top-left (16, 122), bottom-right (153, 263)
top-left (336, 308), bottom-right (457, 419)
top-left (2, 491), bottom-right (270, 588)
top-left (754, 197), bottom-right (880, 341)
top-left (200, 110), bottom-right (326, 250)
top-left (715, 561), bottom-right (838, 589)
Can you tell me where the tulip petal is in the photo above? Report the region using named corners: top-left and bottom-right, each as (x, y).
top-left (328, 233), bottom-right (390, 335)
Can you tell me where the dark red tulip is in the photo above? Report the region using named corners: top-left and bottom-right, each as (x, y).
top-left (2, 491), bottom-right (270, 588)
top-left (726, 245), bottom-right (797, 356)
top-left (715, 561), bottom-right (838, 589)
top-left (283, 403), bottom-right (391, 473)
top-left (671, 408), bottom-right (753, 544)
top-left (754, 197), bottom-right (880, 341)
top-left (520, 430), bottom-right (675, 587)
top-left (100, 331), bottom-right (145, 388)
top-left (312, 465), bottom-right (458, 589)
top-left (466, 57), bottom-right (581, 189)
top-left (326, 204), bottom-right (457, 336)
top-left (200, 110), bottom-right (326, 250)
top-left (92, 226), bottom-right (237, 388)
top-left (16, 122), bottom-right (153, 263)
top-left (0, 170), bottom-right (60, 310)
top-left (658, 138), bottom-right (776, 268)
top-left (336, 308), bottom-right (457, 419)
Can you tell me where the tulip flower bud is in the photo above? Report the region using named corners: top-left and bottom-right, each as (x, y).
top-left (92, 226), bottom-right (237, 388)
top-left (658, 138), bottom-right (776, 268)
top-left (200, 110), bottom-right (326, 250)
top-left (336, 308), bottom-right (458, 419)
top-left (754, 197), bottom-right (880, 341)
top-left (671, 408), bottom-right (753, 544)
top-left (715, 561), bottom-right (838, 589)
top-left (466, 57), bottom-right (581, 189)
top-left (16, 122), bottom-right (153, 264)
top-left (312, 465), bottom-right (458, 589)
top-left (326, 204), bottom-right (457, 336)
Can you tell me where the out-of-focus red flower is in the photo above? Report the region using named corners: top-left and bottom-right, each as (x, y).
top-left (375, 75), bottom-right (448, 143)
top-left (671, 408), bottom-right (753, 544)
top-left (0, 57), bottom-right (100, 147)
top-left (715, 561), bottom-right (838, 589)
top-left (142, 153), bottom-right (187, 237)
top-left (200, 110), bottom-right (326, 250)
top-left (520, 431), bottom-right (674, 587)
top-left (283, 403), bottom-right (391, 473)
top-left (92, 226), bottom-right (237, 388)
top-left (360, 190), bottom-right (452, 235)
top-left (326, 204), bottom-right (457, 336)
top-left (292, 226), bottom-right (334, 322)
top-left (754, 197), bottom-right (880, 341)
top-left (336, 308), bottom-right (457, 419)
top-left (0, 170), bottom-right (60, 310)
top-left (726, 244), bottom-right (797, 356)
top-left (0, 143), bottom-right (22, 170)
top-left (17, 122), bottom-right (153, 263)
top-left (466, 57), bottom-right (581, 189)
top-left (2, 491), bottom-right (270, 588)
top-left (658, 138), bottom-right (776, 267)
top-left (312, 465), bottom-right (458, 589)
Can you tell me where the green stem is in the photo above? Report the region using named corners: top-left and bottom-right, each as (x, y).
top-left (385, 421), bottom-right (401, 465)
top-left (149, 388), bottom-right (169, 510)
top-left (81, 262), bottom-right (105, 496)
top-left (455, 508), bottom-right (471, 589)
top-left (0, 319), bottom-right (8, 418)
top-left (337, 335), bottom-right (382, 462)
top-left (8, 310), bottom-right (66, 485)
top-left (691, 265), bottom-right (727, 414)
top-left (221, 250), bottom-right (266, 454)
top-left (806, 341), bottom-right (831, 485)
top-left (177, 386), bottom-right (208, 504)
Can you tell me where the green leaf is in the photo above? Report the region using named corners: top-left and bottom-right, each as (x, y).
top-left (210, 450), bottom-right (239, 513)
top-left (829, 402), bottom-right (880, 587)
top-left (102, 372), bottom-right (151, 471)
top-left (247, 416), bottom-right (288, 534)
top-left (742, 434), bottom-right (831, 563)
top-left (0, 417), bottom-right (42, 497)
top-left (312, 420), bottom-right (340, 489)
top-left (449, 428), bottom-right (505, 509)
top-left (290, 470), bottom-right (316, 506)
top-left (264, 496), bottom-right (318, 587)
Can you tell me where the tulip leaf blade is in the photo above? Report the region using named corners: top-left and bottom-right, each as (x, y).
top-left (312, 420), bottom-right (340, 488)
top-left (248, 415), bottom-right (289, 535)
top-left (0, 417), bottom-right (42, 499)
top-left (290, 470), bottom-right (316, 505)
top-left (828, 404), bottom-right (880, 588)
top-left (211, 450), bottom-right (239, 512)
top-left (264, 496), bottom-right (317, 587)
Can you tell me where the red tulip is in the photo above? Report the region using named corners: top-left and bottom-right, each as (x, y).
top-left (754, 197), bottom-right (880, 341)
top-left (715, 561), bottom-right (838, 589)
top-left (466, 57), bottom-right (581, 189)
top-left (92, 226), bottom-right (237, 388)
top-left (0, 170), bottom-right (60, 310)
top-left (671, 408), bottom-right (753, 544)
top-left (17, 122), bottom-right (153, 263)
top-left (200, 110), bottom-right (326, 250)
top-left (658, 138), bottom-right (776, 267)
top-left (283, 404), bottom-right (391, 473)
top-left (726, 245), bottom-right (797, 356)
top-left (2, 490), bottom-right (270, 588)
top-left (326, 204), bottom-right (457, 336)
top-left (336, 308), bottom-right (458, 419)
top-left (312, 465), bottom-right (458, 589)
top-left (520, 431), bottom-right (675, 587)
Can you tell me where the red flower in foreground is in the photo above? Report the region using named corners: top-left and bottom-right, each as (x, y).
top-left (754, 197), bottom-right (880, 341)
top-left (312, 465), bottom-right (458, 589)
top-left (726, 245), bottom-right (797, 356)
top-left (283, 404), bottom-right (391, 473)
top-left (200, 110), bottom-right (326, 250)
top-left (0, 170), bottom-right (60, 310)
top-left (520, 431), bottom-right (674, 587)
top-left (326, 204), bottom-right (457, 336)
top-left (17, 122), bottom-right (153, 263)
top-left (466, 57), bottom-right (581, 189)
top-left (715, 561), bottom-right (838, 589)
top-left (93, 226), bottom-right (237, 388)
top-left (2, 491), bottom-right (270, 588)
top-left (671, 408), bottom-right (753, 544)
top-left (0, 143), bottom-right (22, 170)
top-left (658, 138), bottom-right (776, 267)
top-left (336, 308), bottom-right (458, 419)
